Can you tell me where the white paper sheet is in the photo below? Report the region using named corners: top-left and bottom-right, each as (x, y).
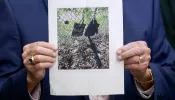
top-left (49, 0), bottom-right (124, 95)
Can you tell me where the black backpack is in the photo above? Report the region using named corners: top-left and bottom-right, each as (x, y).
top-left (72, 16), bottom-right (86, 36)
top-left (85, 19), bottom-right (99, 37)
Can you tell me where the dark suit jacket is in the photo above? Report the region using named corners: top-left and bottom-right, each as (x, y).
top-left (0, 0), bottom-right (175, 100)
top-left (160, 0), bottom-right (175, 50)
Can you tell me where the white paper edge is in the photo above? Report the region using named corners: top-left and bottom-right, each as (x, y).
top-left (48, 0), bottom-right (124, 95)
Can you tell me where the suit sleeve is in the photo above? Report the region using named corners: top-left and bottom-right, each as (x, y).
top-left (147, 0), bottom-right (175, 99)
top-left (0, 0), bottom-right (30, 100)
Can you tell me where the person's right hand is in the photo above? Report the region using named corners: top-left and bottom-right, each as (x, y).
top-left (22, 42), bottom-right (57, 92)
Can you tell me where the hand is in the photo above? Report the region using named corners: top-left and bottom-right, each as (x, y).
top-left (22, 42), bottom-right (57, 92)
top-left (117, 41), bottom-right (153, 90)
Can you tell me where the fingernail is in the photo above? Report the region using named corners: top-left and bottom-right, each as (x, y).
top-left (117, 56), bottom-right (122, 60)
top-left (117, 50), bottom-right (122, 55)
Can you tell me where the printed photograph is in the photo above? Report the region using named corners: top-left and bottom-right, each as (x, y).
top-left (57, 7), bottom-right (109, 69)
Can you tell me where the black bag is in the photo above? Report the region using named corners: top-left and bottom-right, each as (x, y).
top-left (85, 8), bottom-right (99, 37)
top-left (85, 19), bottom-right (99, 37)
top-left (72, 16), bottom-right (86, 36)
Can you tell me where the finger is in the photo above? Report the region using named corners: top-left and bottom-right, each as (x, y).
top-left (124, 56), bottom-right (142, 64)
top-left (118, 47), bottom-right (148, 60)
top-left (23, 42), bottom-right (57, 52)
top-left (23, 57), bottom-right (32, 66)
top-left (136, 41), bottom-right (147, 47)
top-left (23, 51), bottom-right (57, 67)
top-left (26, 62), bottom-right (54, 73)
top-left (34, 62), bottom-right (54, 70)
top-left (117, 41), bottom-right (148, 55)
top-left (124, 55), bottom-right (151, 65)
top-left (125, 61), bottom-right (149, 70)
top-left (29, 46), bottom-right (57, 57)
top-left (117, 42), bottom-right (138, 55)
top-left (23, 46), bottom-right (58, 62)
top-left (25, 64), bottom-right (35, 72)
top-left (145, 48), bottom-right (151, 55)
top-left (23, 44), bottom-right (31, 52)
top-left (22, 51), bottom-right (29, 60)
top-left (36, 42), bottom-right (57, 51)
top-left (33, 55), bottom-right (56, 63)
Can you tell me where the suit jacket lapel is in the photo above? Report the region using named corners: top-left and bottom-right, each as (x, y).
top-left (43, 0), bottom-right (48, 12)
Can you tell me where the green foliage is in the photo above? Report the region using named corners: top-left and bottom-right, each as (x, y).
top-left (57, 7), bottom-right (108, 37)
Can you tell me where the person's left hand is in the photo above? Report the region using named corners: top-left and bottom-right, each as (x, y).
top-left (117, 41), bottom-right (151, 83)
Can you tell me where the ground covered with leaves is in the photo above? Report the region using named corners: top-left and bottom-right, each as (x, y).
top-left (58, 33), bottom-right (109, 69)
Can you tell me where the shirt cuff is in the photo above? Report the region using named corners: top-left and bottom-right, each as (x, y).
top-left (135, 81), bottom-right (154, 99)
top-left (28, 83), bottom-right (41, 100)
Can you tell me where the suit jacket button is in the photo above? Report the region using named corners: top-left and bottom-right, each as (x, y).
top-left (157, 94), bottom-right (163, 100)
